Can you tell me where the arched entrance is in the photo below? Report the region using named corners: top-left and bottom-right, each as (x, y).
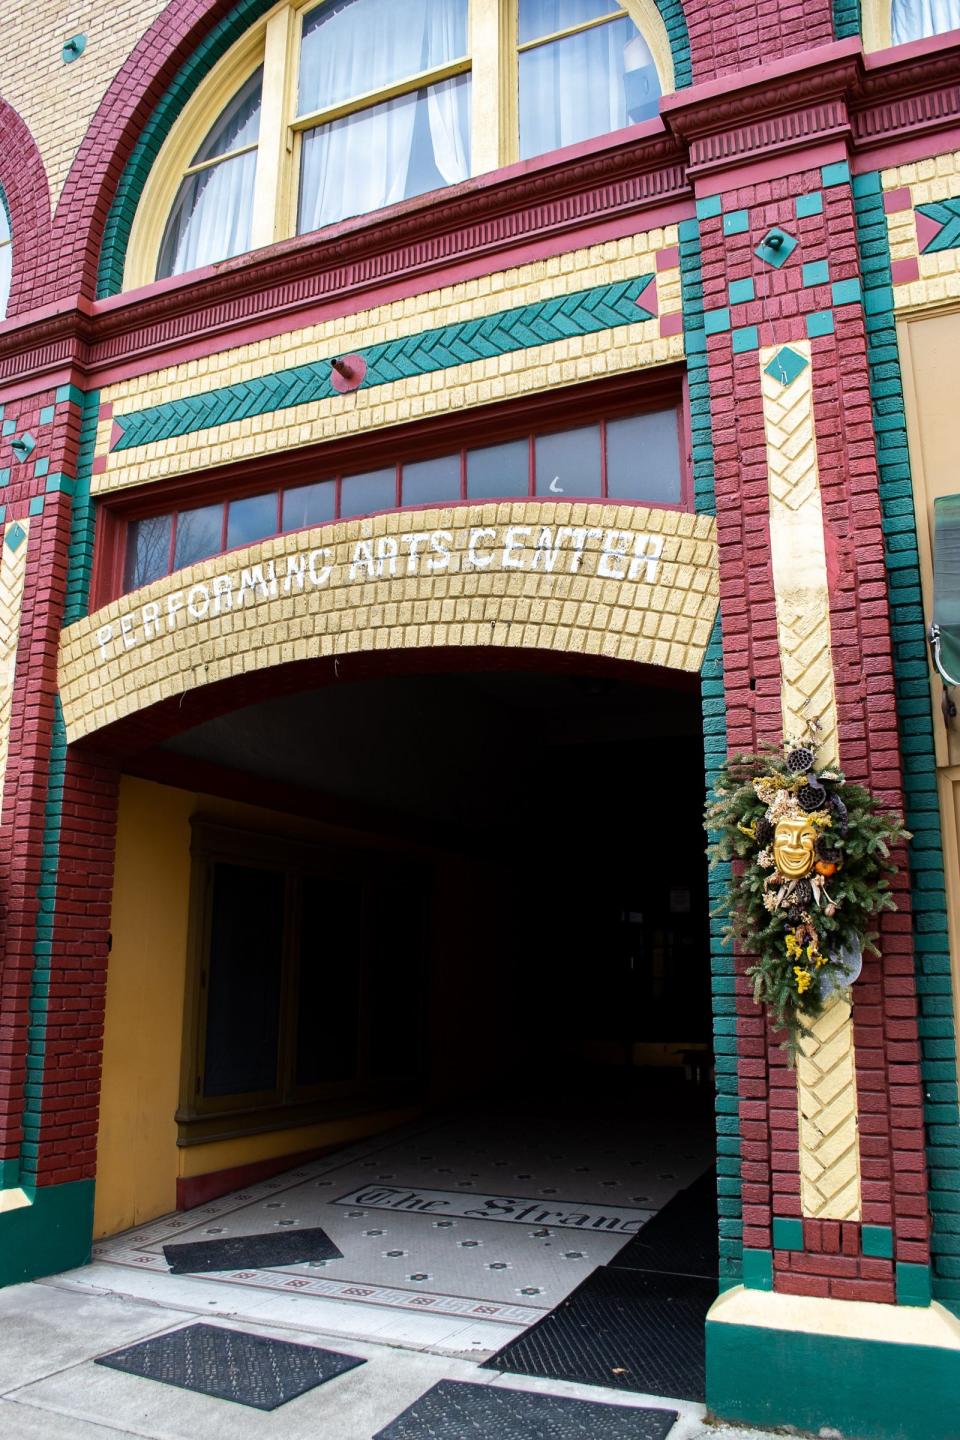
top-left (57, 501), bottom-right (723, 1399)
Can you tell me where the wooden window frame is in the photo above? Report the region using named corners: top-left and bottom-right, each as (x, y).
top-left (93, 372), bottom-right (691, 605)
top-left (177, 817), bottom-right (430, 1145)
top-left (123, 0), bottom-right (674, 290)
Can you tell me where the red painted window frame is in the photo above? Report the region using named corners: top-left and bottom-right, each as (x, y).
top-left (92, 367), bottom-right (691, 608)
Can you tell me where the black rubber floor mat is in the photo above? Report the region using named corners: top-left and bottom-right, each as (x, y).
top-left (612, 1168), bottom-right (718, 1279)
top-left (96, 1322), bottom-right (364, 1410)
top-left (162, 1225), bottom-right (342, 1274)
top-left (373, 1379), bottom-right (678, 1439)
top-left (483, 1267), bottom-right (714, 1402)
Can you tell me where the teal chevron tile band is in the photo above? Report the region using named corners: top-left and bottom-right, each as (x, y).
top-left (916, 199), bottom-right (960, 253)
top-left (111, 275), bottom-right (657, 452)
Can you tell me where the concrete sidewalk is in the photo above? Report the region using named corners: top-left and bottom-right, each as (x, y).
top-left (0, 1277), bottom-right (781, 1440)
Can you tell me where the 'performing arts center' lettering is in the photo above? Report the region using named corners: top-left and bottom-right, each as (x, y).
top-left (94, 523), bottom-right (665, 662)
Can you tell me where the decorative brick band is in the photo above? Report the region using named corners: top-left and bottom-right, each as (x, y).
top-left (112, 275), bottom-right (657, 453)
top-left (854, 168), bottom-right (960, 1312)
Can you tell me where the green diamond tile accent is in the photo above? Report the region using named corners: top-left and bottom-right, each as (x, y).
top-left (5, 521), bottom-right (26, 552)
top-left (732, 325), bottom-right (759, 354)
top-left (1, 419), bottom-right (15, 437)
top-left (38, 405), bottom-right (55, 426)
top-left (0, 468), bottom-right (9, 487)
top-left (822, 160), bottom-right (852, 187)
top-left (773, 1217), bottom-right (804, 1251)
top-left (897, 1261), bottom-right (932, 1307)
top-left (11, 432), bottom-right (36, 462)
top-left (704, 306), bottom-right (731, 335)
top-left (33, 457), bottom-right (49, 478)
top-left (0, 506), bottom-right (5, 524)
top-left (756, 227), bottom-right (797, 268)
top-left (742, 1248), bottom-right (774, 1291)
top-left (112, 274), bottom-right (656, 452)
top-left (803, 260), bottom-right (830, 286)
top-left (764, 346), bottom-right (809, 387)
top-left (832, 278), bottom-right (863, 305)
top-left (28, 496), bottom-right (44, 517)
top-left (796, 191), bottom-right (824, 218)
top-left (696, 194), bottom-right (722, 220)
top-left (862, 1225), bottom-right (894, 1259)
top-left (807, 309), bottom-right (835, 338)
top-left (723, 209), bottom-right (749, 236)
top-left (728, 278), bottom-right (755, 305)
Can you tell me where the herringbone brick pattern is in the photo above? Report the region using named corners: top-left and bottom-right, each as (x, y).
top-left (0, 519), bottom-right (29, 817)
top-left (759, 341), bottom-right (839, 765)
top-left (797, 997), bottom-right (863, 1221)
top-left (112, 276), bottom-right (656, 452)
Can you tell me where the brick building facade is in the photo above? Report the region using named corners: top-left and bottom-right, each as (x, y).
top-left (1, 1), bottom-right (960, 1434)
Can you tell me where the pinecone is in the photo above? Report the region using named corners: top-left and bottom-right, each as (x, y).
top-left (792, 879), bottom-right (813, 907)
top-left (787, 746), bottom-right (815, 775)
top-left (754, 817), bottom-right (774, 846)
top-left (798, 780), bottom-right (827, 812)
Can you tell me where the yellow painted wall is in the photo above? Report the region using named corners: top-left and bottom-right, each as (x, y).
top-left (898, 307), bottom-right (960, 1075)
top-left (94, 775), bottom-right (418, 1239)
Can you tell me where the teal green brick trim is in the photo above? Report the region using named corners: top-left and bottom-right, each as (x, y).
top-left (55, 383), bottom-right (85, 408)
top-left (854, 169), bottom-right (960, 1314)
top-left (18, 697), bottom-right (68, 1184)
top-left (863, 1223), bottom-right (894, 1259)
top-left (97, 0), bottom-right (692, 297)
top-left (112, 277), bottom-right (655, 451)
top-left (0, 1158), bottom-right (19, 1187)
top-left (708, 1315), bottom-right (960, 1440)
top-left (772, 1217), bottom-right (804, 1251)
top-left (38, 405), bottom-right (55, 426)
top-left (822, 160), bottom-right (852, 188)
top-left (742, 1248), bottom-right (774, 1290)
top-left (683, 213), bottom-right (742, 1288)
top-left (728, 278), bottom-right (754, 305)
top-left (832, 277), bottom-right (863, 307)
top-left (802, 260), bottom-right (830, 286)
top-left (696, 194), bottom-right (722, 221)
top-left (806, 309), bottom-right (835, 338)
top-left (0, 1180), bottom-right (94, 1287)
top-left (722, 209), bottom-right (749, 237)
top-left (63, 390), bottom-right (101, 625)
top-left (897, 1261), bottom-right (933, 1307)
top-left (796, 191), bottom-right (824, 219)
top-left (732, 325), bottom-right (759, 354)
top-left (833, 0), bottom-right (862, 39)
top-left (45, 473), bottom-right (75, 496)
top-left (27, 496), bottom-right (44, 517)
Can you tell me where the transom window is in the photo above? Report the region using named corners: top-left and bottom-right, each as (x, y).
top-left (0, 196), bottom-right (11, 320)
top-left (119, 405), bottom-right (683, 594)
top-left (127, 0), bottom-right (669, 288)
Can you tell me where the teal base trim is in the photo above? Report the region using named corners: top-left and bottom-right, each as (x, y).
top-left (742, 1248), bottom-right (774, 1290)
top-left (0, 1180), bottom-right (94, 1288)
top-left (0, 1159), bottom-right (20, 1187)
top-left (707, 1317), bottom-right (960, 1440)
top-left (897, 1261), bottom-right (933, 1307)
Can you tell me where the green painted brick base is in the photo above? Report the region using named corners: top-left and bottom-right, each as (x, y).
top-left (708, 1316), bottom-right (960, 1440)
top-left (0, 1180), bottom-right (94, 1288)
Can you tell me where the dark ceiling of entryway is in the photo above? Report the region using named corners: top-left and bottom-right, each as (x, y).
top-left (161, 669), bottom-right (701, 827)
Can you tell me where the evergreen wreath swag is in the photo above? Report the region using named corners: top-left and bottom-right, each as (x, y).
top-left (705, 722), bottom-right (909, 1047)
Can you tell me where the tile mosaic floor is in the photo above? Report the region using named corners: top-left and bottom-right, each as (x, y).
top-left (94, 1106), bottom-right (714, 1339)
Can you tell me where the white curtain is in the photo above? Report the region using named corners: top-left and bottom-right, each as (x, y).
top-left (0, 243), bottom-right (10, 321)
top-left (298, 0), bottom-right (470, 234)
top-left (520, 16), bottom-right (636, 160)
top-left (892, 0), bottom-right (960, 42)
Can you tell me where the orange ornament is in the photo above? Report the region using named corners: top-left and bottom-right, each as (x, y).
top-left (815, 860), bottom-right (838, 877)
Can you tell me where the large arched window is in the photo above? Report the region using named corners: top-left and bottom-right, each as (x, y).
top-left (124, 0), bottom-right (673, 289)
top-left (0, 193), bottom-right (11, 320)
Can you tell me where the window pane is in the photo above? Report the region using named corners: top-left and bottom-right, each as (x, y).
top-left (519, 16), bottom-right (659, 160)
top-left (0, 241), bottom-right (11, 322)
top-left (519, 0), bottom-right (619, 44)
top-left (156, 69), bottom-right (262, 280)
top-left (893, 0), bottom-right (960, 43)
top-left (298, 74), bottom-right (470, 233)
top-left (299, 0), bottom-right (468, 115)
top-left (466, 440), bottom-right (529, 498)
top-left (124, 514), bottom-right (173, 591)
top-left (402, 454), bottom-right (461, 506)
top-left (174, 503), bottom-right (223, 569)
top-left (226, 491), bottom-right (277, 549)
top-left (340, 467), bottom-right (396, 518)
top-left (203, 862), bottom-right (285, 1098)
top-left (283, 480), bottom-right (336, 531)
top-left (0, 203), bottom-right (9, 245)
top-left (535, 425), bottom-right (601, 497)
top-left (295, 873), bottom-right (362, 1086)
top-left (606, 411), bottom-right (681, 503)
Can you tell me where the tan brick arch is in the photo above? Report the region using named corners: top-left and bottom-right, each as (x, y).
top-left (59, 502), bottom-right (719, 745)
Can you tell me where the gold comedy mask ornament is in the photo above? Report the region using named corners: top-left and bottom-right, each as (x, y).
top-left (772, 815), bottom-right (817, 880)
